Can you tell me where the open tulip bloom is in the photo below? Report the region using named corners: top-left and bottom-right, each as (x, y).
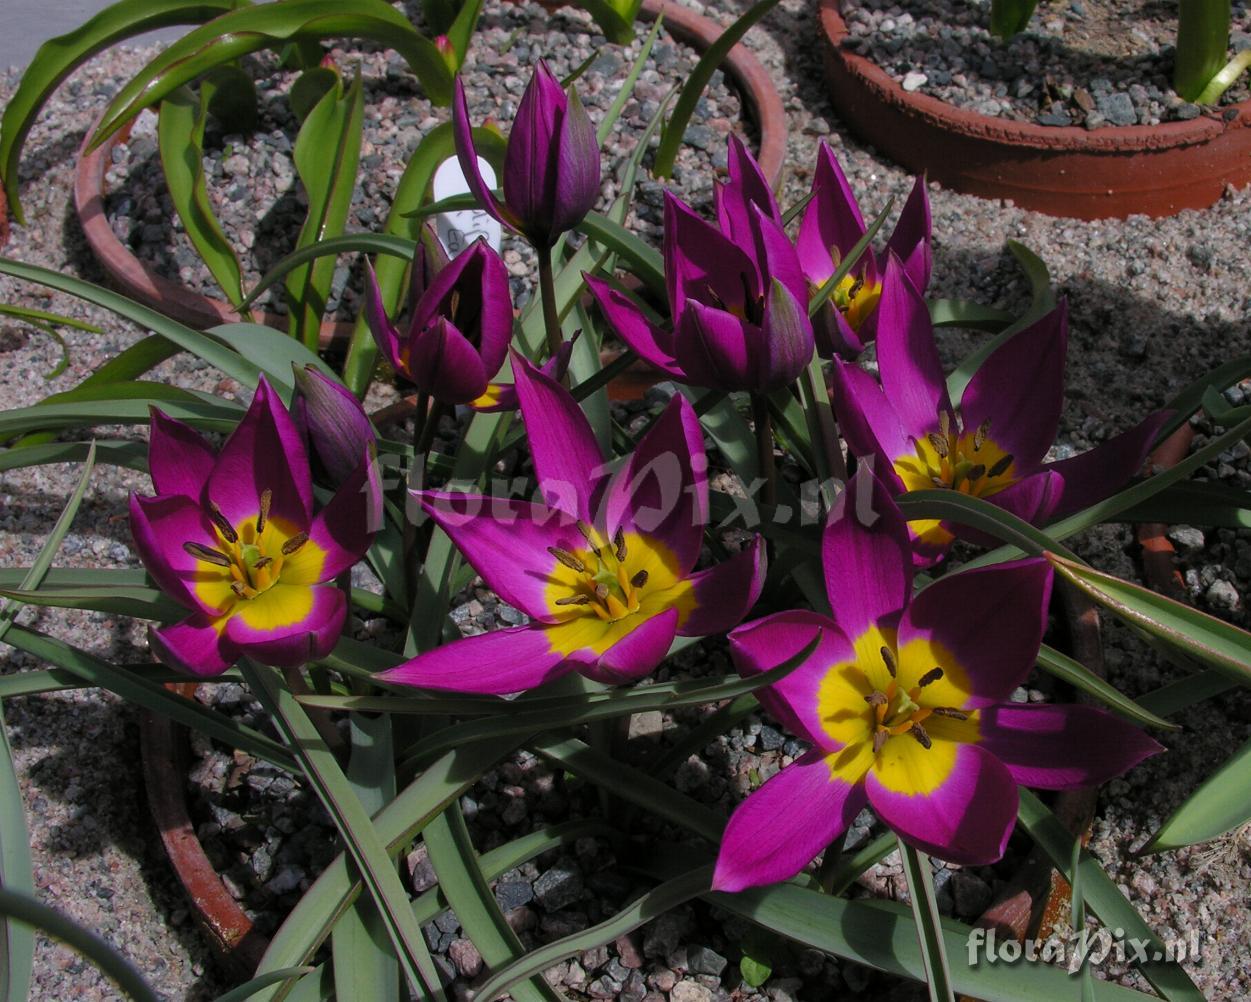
top-left (452, 59), bottom-right (600, 251)
top-left (380, 354), bottom-right (767, 693)
top-left (712, 470), bottom-right (1162, 892)
top-left (586, 137), bottom-right (813, 393)
top-left (130, 377), bottom-right (381, 675)
top-left (798, 142), bottom-right (931, 358)
top-left (831, 258), bottom-right (1171, 561)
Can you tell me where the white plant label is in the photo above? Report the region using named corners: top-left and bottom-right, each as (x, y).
top-left (432, 155), bottom-right (502, 256)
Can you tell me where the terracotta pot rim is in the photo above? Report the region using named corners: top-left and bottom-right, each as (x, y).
top-left (74, 2), bottom-right (786, 343)
top-left (817, 0), bottom-right (1251, 218)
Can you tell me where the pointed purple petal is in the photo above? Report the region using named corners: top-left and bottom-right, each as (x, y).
top-left (823, 468), bottom-right (913, 639)
top-left (829, 359), bottom-right (911, 475)
top-left (129, 493), bottom-right (225, 615)
top-left (307, 446), bottom-right (381, 579)
top-left (979, 704), bottom-right (1163, 790)
top-left (1045, 410), bottom-right (1172, 519)
top-left (760, 277), bottom-right (815, 390)
top-left (292, 365), bottom-right (376, 486)
top-left (417, 491), bottom-right (577, 623)
top-left (580, 606), bottom-right (679, 685)
top-left (504, 60), bottom-right (564, 243)
top-left (752, 203), bottom-right (808, 306)
top-left (682, 536), bottom-right (767, 637)
top-left (867, 743), bottom-right (1018, 865)
top-left (716, 134), bottom-right (783, 243)
top-left (606, 393), bottom-right (707, 572)
top-left (513, 351), bottom-right (608, 522)
top-left (796, 141), bottom-right (867, 287)
top-left (149, 616), bottom-right (237, 677)
top-left (728, 608), bottom-right (849, 750)
top-left (452, 76), bottom-right (514, 232)
top-left (960, 302), bottom-right (1069, 471)
top-left (813, 302), bottom-right (867, 360)
top-left (409, 316), bottom-right (489, 405)
top-left (208, 376), bottom-right (312, 531)
top-left (664, 192), bottom-right (760, 320)
top-left (874, 255), bottom-right (951, 439)
top-left (469, 336), bottom-right (578, 414)
top-left (224, 584), bottom-right (346, 668)
top-left (584, 274), bottom-right (682, 376)
top-left (945, 470), bottom-right (1062, 551)
top-left (148, 408), bottom-right (216, 500)
top-left (885, 174), bottom-right (932, 294)
top-left (898, 558), bottom-right (1053, 708)
top-left (713, 750), bottom-right (868, 892)
top-left (547, 85), bottom-right (600, 240)
top-left (363, 260), bottom-right (408, 375)
top-left (673, 302), bottom-right (760, 392)
top-left (379, 625), bottom-right (571, 695)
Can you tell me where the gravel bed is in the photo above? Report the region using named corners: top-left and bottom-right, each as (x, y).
top-left (3, 0), bottom-right (1251, 997)
top-left (842, 0), bottom-right (1251, 126)
top-left (102, 2), bottom-right (745, 320)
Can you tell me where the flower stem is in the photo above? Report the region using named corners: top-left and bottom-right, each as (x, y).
top-left (537, 244), bottom-right (564, 366)
top-left (752, 392), bottom-right (777, 511)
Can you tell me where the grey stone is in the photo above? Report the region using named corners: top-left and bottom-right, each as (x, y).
top-left (1095, 91), bottom-right (1137, 126)
top-left (1206, 579), bottom-right (1242, 613)
top-left (758, 725), bottom-right (784, 751)
top-left (1167, 525), bottom-right (1205, 553)
top-left (495, 879), bottom-right (533, 911)
top-left (687, 945), bottom-right (727, 976)
top-left (448, 938), bottom-right (482, 978)
top-left (672, 982), bottom-right (714, 1002)
top-left (950, 870), bottom-right (992, 917)
top-left (534, 864), bottom-right (584, 911)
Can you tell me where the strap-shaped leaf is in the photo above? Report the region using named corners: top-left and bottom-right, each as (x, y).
top-left (1148, 732), bottom-right (1251, 851)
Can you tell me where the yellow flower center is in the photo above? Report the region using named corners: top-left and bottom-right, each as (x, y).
top-left (829, 270), bottom-right (883, 331)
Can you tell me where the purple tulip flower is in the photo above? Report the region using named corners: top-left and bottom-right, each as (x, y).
top-left (452, 59), bottom-right (600, 250)
top-left (586, 137), bottom-right (813, 393)
top-left (796, 141), bottom-right (931, 358)
top-left (130, 377), bottom-right (381, 676)
top-left (831, 258), bottom-right (1171, 562)
top-left (364, 239), bottom-right (513, 407)
top-left (379, 354), bottom-right (766, 693)
top-left (712, 469), bottom-right (1161, 892)
top-left (291, 364), bottom-right (377, 486)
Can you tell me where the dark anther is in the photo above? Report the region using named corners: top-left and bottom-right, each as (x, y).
top-left (576, 521), bottom-right (600, 555)
top-left (207, 503), bottom-right (239, 544)
top-left (974, 418), bottom-right (991, 451)
top-left (873, 729), bottom-right (888, 755)
top-left (927, 432), bottom-right (950, 459)
top-left (931, 707), bottom-right (969, 720)
top-left (966, 464), bottom-right (986, 482)
top-left (555, 595), bottom-right (592, 606)
top-left (282, 532), bottom-right (309, 555)
top-left (847, 275), bottom-right (864, 300)
top-left (253, 556), bottom-right (273, 570)
top-left (916, 667), bottom-right (945, 688)
top-left (880, 645), bottom-right (898, 678)
top-left (631, 569), bottom-right (649, 588)
top-left (594, 583), bottom-right (610, 601)
top-left (230, 581), bottom-right (247, 596)
top-left (184, 541), bottom-right (231, 566)
top-left (988, 454), bottom-right (1014, 479)
top-left (864, 691), bottom-right (888, 706)
top-left (614, 526), bottom-right (628, 562)
top-left (909, 722), bottom-right (933, 749)
top-left (548, 546), bottom-right (587, 573)
top-left (257, 488), bottom-right (273, 535)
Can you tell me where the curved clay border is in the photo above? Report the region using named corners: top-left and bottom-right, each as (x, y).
top-left (74, 0), bottom-right (785, 339)
top-left (818, 0), bottom-right (1251, 219)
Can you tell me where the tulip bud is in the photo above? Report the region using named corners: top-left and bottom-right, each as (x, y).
top-left (291, 365), bottom-right (376, 485)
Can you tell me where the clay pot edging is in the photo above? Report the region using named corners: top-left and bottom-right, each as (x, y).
top-left (817, 0), bottom-right (1251, 220)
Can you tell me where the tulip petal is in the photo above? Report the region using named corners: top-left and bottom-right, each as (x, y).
top-left (823, 468), bottom-right (913, 639)
top-left (712, 750), bottom-right (868, 892)
top-left (897, 558), bottom-right (1053, 708)
top-left (866, 742), bottom-right (1018, 865)
top-left (664, 192), bottom-right (760, 321)
top-left (512, 352), bottom-right (608, 522)
top-left (1044, 409), bottom-right (1172, 520)
top-left (948, 470), bottom-right (1062, 550)
top-left (978, 704), bottom-right (1163, 790)
top-left (796, 141), bottom-right (867, 287)
top-left (148, 408), bottom-right (216, 500)
top-left (208, 376), bottom-right (312, 531)
top-left (292, 365), bottom-right (376, 486)
top-left (224, 583), bottom-right (346, 666)
top-left (408, 316), bottom-right (489, 405)
top-left (363, 260), bottom-right (408, 375)
top-left (584, 275), bottom-right (682, 377)
top-left (605, 394), bottom-right (707, 572)
top-left (682, 536), bottom-right (767, 637)
top-left (452, 76), bottom-right (515, 233)
top-left (760, 278), bottom-right (816, 390)
top-left (416, 491), bottom-right (578, 623)
top-left (149, 616), bottom-right (237, 677)
top-left (715, 134), bottom-right (783, 243)
top-left (728, 608), bottom-right (849, 750)
top-left (306, 446), bottom-right (381, 580)
top-left (579, 606), bottom-right (679, 685)
top-left (752, 204), bottom-right (809, 307)
top-left (129, 493), bottom-right (226, 615)
top-left (874, 255), bottom-right (951, 439)
top-left (505, 60), bottom-right (564, 242)
top-left (548, 85), bottom-right (600, 240)
top-left (379, 625), bottom-right (572, 695)
top-left (469, 336), bottom-right (578, 413)
top-left (814, 302), bottom-right (867, 360)
top-left (885, 173), bottom-right (932, 294)
top-left (674, 302), bottom-right (759, 392)
top-left (829, 359), bottom-right (911, 475)
top-left (960, 302), bottom-right (1069, 471)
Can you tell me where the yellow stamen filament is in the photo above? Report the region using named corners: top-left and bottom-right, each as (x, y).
top-left (549, 524), bottom-right (649, 624)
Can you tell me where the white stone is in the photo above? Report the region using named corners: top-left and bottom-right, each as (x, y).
top-left (902, 71), bottom-right (928, 92)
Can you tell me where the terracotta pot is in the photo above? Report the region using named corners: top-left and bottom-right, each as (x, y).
top-left (73, 0), bottom-right (785, 344)
top-left (817, 0), bottom-right (1251, 220)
